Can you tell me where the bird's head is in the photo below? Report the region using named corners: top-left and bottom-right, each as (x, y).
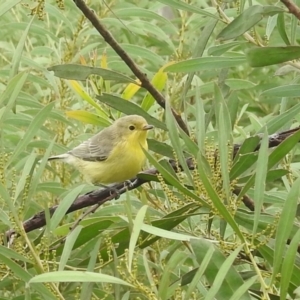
top-left (115, 115), bottom-right (154, 143)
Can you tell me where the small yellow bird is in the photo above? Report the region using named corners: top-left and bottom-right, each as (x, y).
top-left (48, 115), bottom-right (153, 185)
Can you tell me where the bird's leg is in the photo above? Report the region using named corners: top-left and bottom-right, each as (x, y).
top-left (94, 179), bottom-right (136, 199)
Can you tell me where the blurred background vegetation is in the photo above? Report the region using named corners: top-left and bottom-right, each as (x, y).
top-left (1, 0), bottom-right (300, 299)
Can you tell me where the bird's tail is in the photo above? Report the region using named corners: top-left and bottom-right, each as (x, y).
top-left (48, 153), bottom-right (69, 161)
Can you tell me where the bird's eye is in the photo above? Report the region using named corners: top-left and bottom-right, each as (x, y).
top-left (129, 125), bottom-right (135, 131)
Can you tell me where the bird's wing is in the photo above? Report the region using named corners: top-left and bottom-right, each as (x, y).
top-left (69, 129), bottom-right (116, 162)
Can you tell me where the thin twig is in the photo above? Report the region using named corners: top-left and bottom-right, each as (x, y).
top-left (281, 0), bottom-right (300, 20)
top-left (73, 0), bottom-right (189, 135)
top-left (4, 168), bottom-right (157, 240)
top-left (50, 181), bottom-right (136, 250)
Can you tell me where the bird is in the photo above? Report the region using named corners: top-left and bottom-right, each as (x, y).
top-left (48, 115), bottom-right (154, 185)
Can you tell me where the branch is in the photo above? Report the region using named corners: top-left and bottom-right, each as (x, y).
top-left (73, 0), bottom-right (189, 135)
top-left (5, 126), bottom-right (300, 240)
top-left (5, 168), bottom-right (157, 240)
top-left (281, 0), bottom-right (300, 20)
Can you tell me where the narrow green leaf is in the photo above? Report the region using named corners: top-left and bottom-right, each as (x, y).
top-left (291, 7), bottom-right (297, 44)
top-left (268, 129), bottom-right (300, 169)
top-left (215, 84), bottom-right (232, 199)
top-left (45, 3), bottom-right (73, 31)
top-left (260, 103), bottom-right (300, 134)
top-left (0, 72), bottom-right (28, 125)
top-left (234, 149), bottom-right (283, 203)
top-left (0, 209), bottom-right (11, 228)
top-left (0, 254), bottom-right (29, 282)
top-left (178, 127), bottom-right (199, 158)
top-left (158, 252), bottom-right (188, 300)
top-left (220, 16), bottom-right (261, 41)
top-left (205, 244), bottom-right (245, 300)
top-left (96, 94), bottom-right (167, 130)
top-left (55, 220), bottom-right (113, 251)
top-left (128, 205), bottom-right (148, 272)
top-left (124, 189), bottom-right (134, 234)
top-left (80, 238), bottom-right (102, 300)
top-left (182, 18), bottom-right (218, 106)
top-left (247, 46), bottom-right (300, 67)
top-left (29, 271), bottom-right (133, 286)
top-left (141, 223), bottom-right (200, 241)
top-left (183, 246), bottom-right (215, 300)
top-left (50, 185), bottom-right (86, 231)
top-left (0, 246), bottom-right (31, 263)
top-left (208, 42), bottom-right (247, 56)
top-left (266, 15), bottom-right (278, 40)
top-left (229, 276), bottom-right (258, 300)
top-left (59, 226), bottom-right (83, 271)
top-left (165, 57), bottom-right (246, 73)
top-left (233, 136), bottom-right (260, 160)
top-left (7, 101), bottom-right (55, 167)
top-left (115, 8), bottom-right (176, 33)
top-left (238, 169), bottom-right (289, 184)
top-left (280, 228), bottom-right (300, 300)
top-left (271, 178), bottom-right (300, 284)
top-left (2, 22), bottom-right (58, 41)
top-left (165, 101), bottom-right (194, 187)
top-left (225, 79), bottom-right (256, 90)
top-left (197, 152), bottom-right (245, 241)
top-left (14, 151), bottom-right (36, 203)
top-left (227, 92), bottom-right (239, 129)
top-left (0, 182), bottom-right (19, 226)
top-left (48, 64), bottom-right (137, 84)
top-left (0, 0), bottom-right (21, 17)
top-left (252, 129), bottom-right (268, 238)
top-left (195, 87), bottom-right (206, 153)
top-left (197, 152), bottom-right (213, 180)
top-left (142, 249), bottom-right (158, 295)
top-left (277, 13), bottom-right (290, 45)
top-left (147, 139), bottom-right (175, 158)
top-left (10, 17), bottom-right (34, 79)
top-left (142, 149), bottom-right (208, 207)
top-left (156, 0), bottom-right (218, 19)
top-left (191, 240), bottom-right (252, 300)
top-left (218, 5), bottom-right (285, 40)
top-left (261, 85), bottom-right (300, 97)
top-left (139, 203), bottom-right (202, 248)
top-left (28, 138), bottom-right (55, 200)
top-left (54, 217), bottom-right (115, 236)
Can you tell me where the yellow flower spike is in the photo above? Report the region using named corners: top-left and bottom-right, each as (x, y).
top-left (68, 80), bottom-right (108, 118)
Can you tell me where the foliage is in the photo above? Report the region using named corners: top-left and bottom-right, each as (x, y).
top-left (1, 0), bottom-right (300, 299)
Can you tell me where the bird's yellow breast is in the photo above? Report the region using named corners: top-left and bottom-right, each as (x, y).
top-left (76, 135), bottom-right (148, 185)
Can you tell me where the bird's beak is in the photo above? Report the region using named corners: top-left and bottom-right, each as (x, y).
top-left (142, 124), bottom-right (154, 131)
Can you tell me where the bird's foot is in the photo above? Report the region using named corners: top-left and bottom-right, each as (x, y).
top-left (95, 183), bottom-right (120, 200)
top-left (124, 179), bottom-right (135, 189)
top-left (108, 187), bottom-right (120, 200)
